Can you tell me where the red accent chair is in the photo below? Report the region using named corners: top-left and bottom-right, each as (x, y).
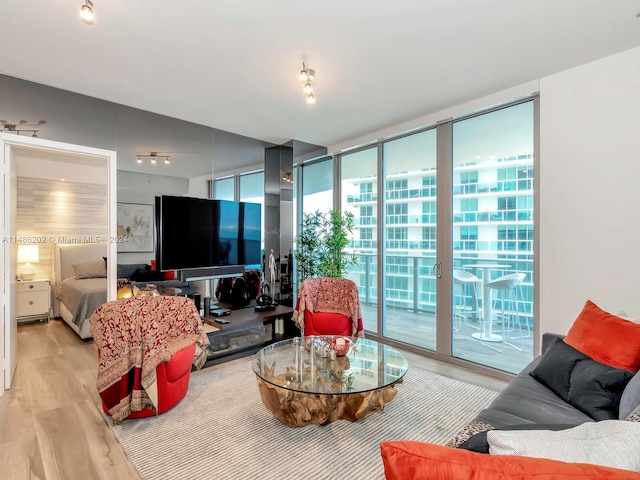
top-left (91, 295), bottom-right (208, 423)
top-left (294, 277), bottom-right (364, 337)
top-left (99, 344), bottom-right (195, 419)
top-left (303, 310), bottom-right (353, 336)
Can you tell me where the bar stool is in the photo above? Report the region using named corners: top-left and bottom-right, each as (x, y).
top-left (484, 272), bottom-right (529, 351)
top-left (453, 269), bottom-right (482, 333)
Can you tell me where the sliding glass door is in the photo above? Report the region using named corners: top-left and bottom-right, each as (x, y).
top-left (382, 130), bottom-right (438, 350)
top-left (451, 101), bottom-right (534, 373)
top-left (341, 148), bottom-right (379, 335)
top-left (329, 100), bottom-right (536, 374)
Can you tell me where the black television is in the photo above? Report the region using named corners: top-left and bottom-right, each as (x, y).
top-left (155, 195), bottom-right (261, 272)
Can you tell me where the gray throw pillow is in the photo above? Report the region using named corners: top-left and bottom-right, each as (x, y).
top-left (72, 260), bottom-right (107, 279)
top-left (620, 372), bottom-right (640, 419)
top-left (530, 338), bottom-right (634, 420)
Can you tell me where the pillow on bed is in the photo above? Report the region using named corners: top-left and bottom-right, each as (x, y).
top-left (72, 260), bottom-right (107, 279)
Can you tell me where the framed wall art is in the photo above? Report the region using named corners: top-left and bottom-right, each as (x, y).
top-left (117, 203), bottom-right (154, 252)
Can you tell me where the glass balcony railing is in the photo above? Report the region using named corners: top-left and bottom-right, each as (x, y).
top-left (346, 250), bottom-right (535, 374)
top-left (348, 252), bottom-right (534, 331)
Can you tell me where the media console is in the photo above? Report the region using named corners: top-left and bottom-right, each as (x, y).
top-left (201, 304), bottom-right (297, 367)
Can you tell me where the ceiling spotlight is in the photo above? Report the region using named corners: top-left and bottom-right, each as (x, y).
top-left (299, 62), bottom-right (315, 82)
top-left (80, 0), bottom-right (95, 25)
top-left (164, 158), bottom-right (170, 165)
top-left (299, 62), bottom-right (317, 104)
top-left (299, 62), bottom-right (312, 81)
top-left (136, 156), bottom-right (142, 164)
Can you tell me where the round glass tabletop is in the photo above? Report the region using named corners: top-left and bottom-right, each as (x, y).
top-left (252, 336), bottom-right (408, 396)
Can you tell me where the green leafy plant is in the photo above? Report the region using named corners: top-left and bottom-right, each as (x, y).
top-left (294, 209), bottom-right (358, 284)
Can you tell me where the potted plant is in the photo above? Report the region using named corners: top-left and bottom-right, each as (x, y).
top-left (294, 209), bottom-right (358, 284)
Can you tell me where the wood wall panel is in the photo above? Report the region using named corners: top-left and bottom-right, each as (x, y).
top-left (16, 176), bottom-right (108, 281)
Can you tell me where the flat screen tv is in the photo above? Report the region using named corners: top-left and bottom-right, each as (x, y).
top-left (155, 195), bottom-right (261, 272)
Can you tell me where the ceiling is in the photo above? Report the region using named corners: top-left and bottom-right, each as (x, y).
top-left (1, 1), bottom-right (640, 155)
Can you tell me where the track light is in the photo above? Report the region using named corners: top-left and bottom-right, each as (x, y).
top-left (80, 0), bottom-right (95, 25)
top-left (282, 171), bottom-right (294, 183)
top-left (136, 151), bottom-right (171, 166)
top-left (0, 119), bottom-right (46, 137)
top-left (299, 62), bottom-right (317, 104)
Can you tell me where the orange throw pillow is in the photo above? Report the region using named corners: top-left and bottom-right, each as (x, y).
top-left (565, 300), bottom-right (640, 372)
top-left (380, 441), bottom-right (640, 480)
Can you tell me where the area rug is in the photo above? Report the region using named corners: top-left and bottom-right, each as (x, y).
top-left (113, 358), bottom-right (498, 480)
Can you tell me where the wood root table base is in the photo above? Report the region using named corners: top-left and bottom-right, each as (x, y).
top-left (255, 377), bottom-right (403, 427)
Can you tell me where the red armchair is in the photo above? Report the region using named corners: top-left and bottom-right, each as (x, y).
top-left (98, 343), bottom-right (195, 419)
top-left (293, 277), bottom-right (364, 337)
top-left (90, 295), bottom-right (209, 423)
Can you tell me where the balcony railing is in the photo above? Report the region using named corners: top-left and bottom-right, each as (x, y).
top-left (348, 252), bottom-right (534, 329)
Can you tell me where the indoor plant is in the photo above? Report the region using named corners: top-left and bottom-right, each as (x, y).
top-left (294, 209), bottom-right (358, 284)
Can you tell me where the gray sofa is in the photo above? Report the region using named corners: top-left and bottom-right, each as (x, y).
top-left (448, 332), bottom-right (640, 451)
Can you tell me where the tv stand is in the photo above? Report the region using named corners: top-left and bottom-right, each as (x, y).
top-left (201, 304), bottom-right (296, 367)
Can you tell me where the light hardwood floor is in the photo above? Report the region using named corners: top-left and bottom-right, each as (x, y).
top-left (0, 319), bottom-right (508, 480)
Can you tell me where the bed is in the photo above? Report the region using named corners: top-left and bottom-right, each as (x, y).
top-left (54, 243), bottom-right (108, 339)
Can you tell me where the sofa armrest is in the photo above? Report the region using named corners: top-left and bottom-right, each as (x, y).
top-left (542, 332), bottom-right (565, 354)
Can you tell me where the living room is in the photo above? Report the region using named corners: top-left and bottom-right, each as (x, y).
top-left (2, 2), bottom-right (640, 479)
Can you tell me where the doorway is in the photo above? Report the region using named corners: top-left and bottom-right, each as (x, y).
top-left (1, 134), bottom-right (116, 393)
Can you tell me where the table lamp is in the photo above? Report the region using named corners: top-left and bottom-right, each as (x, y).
top-left (17, 244), bottom-right (39, 281)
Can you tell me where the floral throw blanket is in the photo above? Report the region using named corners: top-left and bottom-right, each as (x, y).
top-left (90, 295), bottom-right (210, 424)
top-left (293, 277), bottom-right (364, 337)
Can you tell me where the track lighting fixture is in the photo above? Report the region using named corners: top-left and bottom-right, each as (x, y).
top-left (80, 0), bottom-right (95, 25)
top-left (299, 62), bottom-right (316, 104)
top-left (0, 119), bottom-right (46, 138)
top-left (282, 171), bottom-right (294, 183)
top-left (136, 152), bottom-right (171, 166)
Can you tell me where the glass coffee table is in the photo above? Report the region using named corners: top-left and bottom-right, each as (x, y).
top-left (251, 336), bottom-right (408, 427)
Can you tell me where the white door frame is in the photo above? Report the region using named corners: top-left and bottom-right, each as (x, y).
top-left (0, 133), bottom-right (117, 394)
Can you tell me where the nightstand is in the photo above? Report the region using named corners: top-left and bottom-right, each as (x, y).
top-left (17, 279), bottom-right (51, 324)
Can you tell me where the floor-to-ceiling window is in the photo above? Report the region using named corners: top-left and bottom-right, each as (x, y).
top-left (301, 99), bottom-right (536, 375)
top-left (451, 101), bottom-right (534, 373)
top-left (212, 176), bottom-right (235, 200)
top-left (341, 148), bottom-right (378, 335)
top-left (382, 129), bottom-right (437, 350)
top-left (301, 158), bottom-right (333, 215)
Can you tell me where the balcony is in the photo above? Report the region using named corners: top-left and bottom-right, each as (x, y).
top-left (349, 253), bottom-right (534, 374)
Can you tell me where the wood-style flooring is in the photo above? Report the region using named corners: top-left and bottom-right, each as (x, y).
top-left (0, 319), bottom-right (508, 480)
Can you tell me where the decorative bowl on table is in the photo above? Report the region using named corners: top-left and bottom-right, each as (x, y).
top-left (331, 337), bottom-right (351, 356)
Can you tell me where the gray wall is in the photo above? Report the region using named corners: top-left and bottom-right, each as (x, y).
top-left (0, 74), bottom-right (272, 267)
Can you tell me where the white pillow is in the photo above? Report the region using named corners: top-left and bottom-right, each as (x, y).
top-left (488, 420), bottom-right (640, 472)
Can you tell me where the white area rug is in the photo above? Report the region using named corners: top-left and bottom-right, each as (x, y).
top-left (113, 358), bottom-right (498, 480)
